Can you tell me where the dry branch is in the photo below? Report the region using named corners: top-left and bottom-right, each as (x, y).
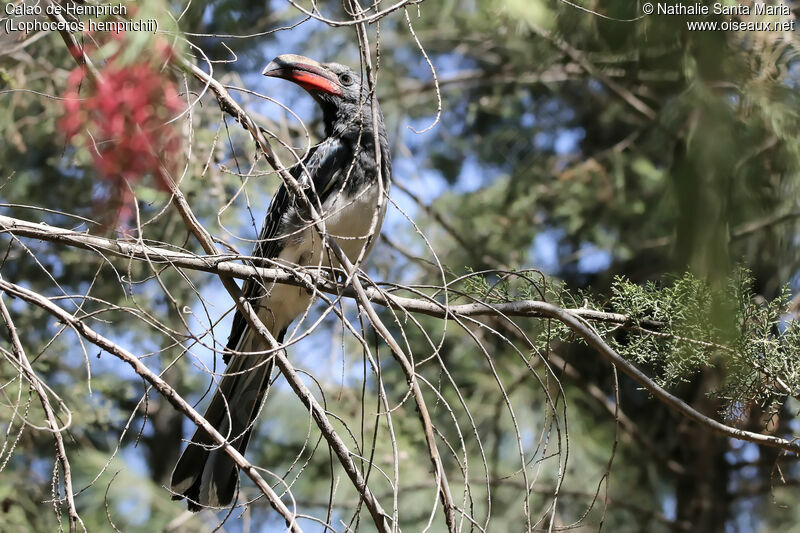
top-left (0, 278), bottom-right (304, 532)
top-left (0, 287), bottom-right (82, 533)
top-left (9, 10), bottom-right (799, 529)
top-left (2, 212), bottom-right (799, 458)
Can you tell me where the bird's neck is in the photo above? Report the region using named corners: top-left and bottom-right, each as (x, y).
top-left (318, 100), bottom-right (338, 136)
top-left (319, 98), bottom-right (384, 139)
top-left (325, 115), bottom-right (382, 152)
top-left (320, 100), bottom-right (390, 183)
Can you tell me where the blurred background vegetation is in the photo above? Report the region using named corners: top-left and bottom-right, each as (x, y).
top-left (1, 0), bottom-right (800, 531)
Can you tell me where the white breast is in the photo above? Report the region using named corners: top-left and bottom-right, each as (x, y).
top-left (319, 182), bottom-right (385, 262)
top-left (257, 183), bottom-right (385, 336)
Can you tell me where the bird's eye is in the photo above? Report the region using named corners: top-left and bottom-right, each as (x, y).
top-left (339, 73), bottom-right (354, 86)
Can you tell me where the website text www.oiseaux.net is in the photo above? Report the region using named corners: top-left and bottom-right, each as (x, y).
top-left (686, 19), bottom-right (795, 32)
top-left (643, 3), bottom-right (795, 32)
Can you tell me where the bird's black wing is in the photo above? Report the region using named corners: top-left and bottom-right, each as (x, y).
top-left (224, 137), bottom-right (351, 360)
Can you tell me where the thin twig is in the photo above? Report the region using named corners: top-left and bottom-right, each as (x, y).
top-left (0, 283), bottom-right (82, 532)
top-left (3, 213), bottom-right (798, 455)
top-left (0, 278), bottom-right (303, 532)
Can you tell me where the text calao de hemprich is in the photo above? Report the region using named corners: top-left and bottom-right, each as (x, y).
top-left (5, 2), bottom-right (127, 17)
top-left (657, 2), bottom-right (790, 16)
top-left (3, 2), bottom-right (159, 34)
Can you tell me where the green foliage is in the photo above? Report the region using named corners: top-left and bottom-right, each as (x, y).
top-left (4, 0), bottom-right (800, 529)
top-left (459, 267), bottom-right (548, 303)
top-left (459, 265), bottom-right (800, 425)
top-left (606, 272), bottom-right (728, 387)
top-left (556, 269), bottom-right (797, 423)
top-left (616, 270), bottom-right (798, 421)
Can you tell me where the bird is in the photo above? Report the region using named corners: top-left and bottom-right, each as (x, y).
top-left (169, 54), bottom-right (391, 510)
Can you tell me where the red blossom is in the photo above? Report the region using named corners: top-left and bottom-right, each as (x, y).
top-left (60, 38), bottom-right (183, 228)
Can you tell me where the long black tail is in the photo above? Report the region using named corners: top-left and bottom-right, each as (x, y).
top-left (169, 329), bottom-right (282, 510)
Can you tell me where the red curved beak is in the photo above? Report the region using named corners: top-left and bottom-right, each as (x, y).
top-left (263, 54), bottom-right (342, 97)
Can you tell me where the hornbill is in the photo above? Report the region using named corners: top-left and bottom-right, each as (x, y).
top-left (170, 54), bottom-right (391, 510)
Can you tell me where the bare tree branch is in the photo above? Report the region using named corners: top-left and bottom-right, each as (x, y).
top-left (2, 212), bottom-right (798, 457)
top-left (0, 278), bottom-right (305, 532)
top-left (0, 286), bottom-right (83, 533)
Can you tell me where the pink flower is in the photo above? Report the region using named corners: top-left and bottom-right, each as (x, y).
top-left (60, 37), bottom-right (183, 228)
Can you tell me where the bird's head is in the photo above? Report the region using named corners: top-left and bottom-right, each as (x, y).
top-left (263, 54), bottom-right (377, 137)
